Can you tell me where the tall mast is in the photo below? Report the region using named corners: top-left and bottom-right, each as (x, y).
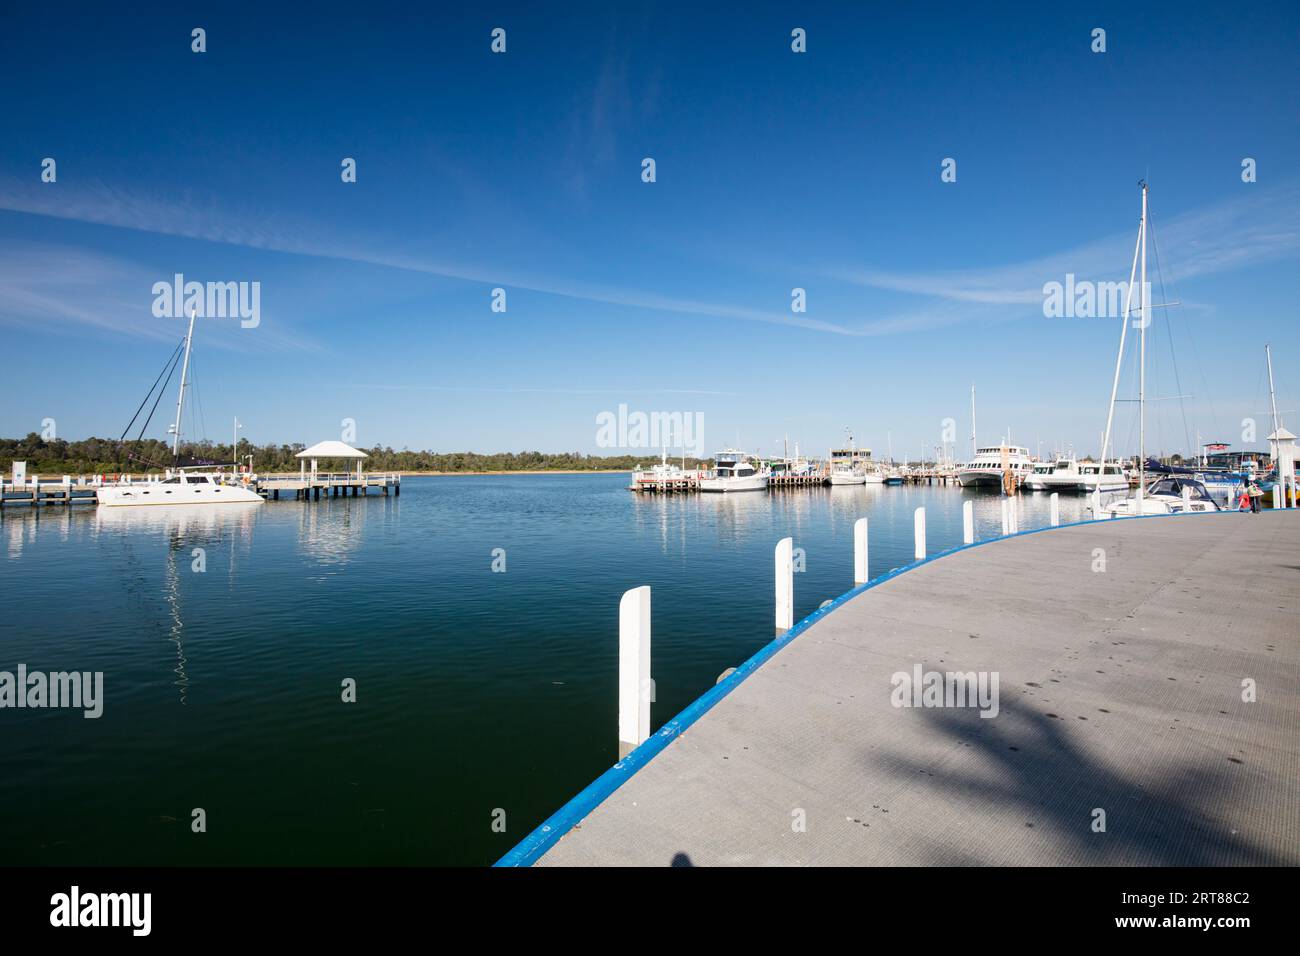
top-left (1137, 182), bottom-right (1148, 505)
top-left (1099, 202), bottom-right (1143, 469)
top-left (970, 383), bottom-right (977, 457)
top-left (1266, 344), bottom-right (1280, 439)
top-left (172, 306), bottom-right (198, 460)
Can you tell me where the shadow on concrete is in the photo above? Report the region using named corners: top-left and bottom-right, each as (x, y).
top-left (873, 698), bottom-right (1287, 865)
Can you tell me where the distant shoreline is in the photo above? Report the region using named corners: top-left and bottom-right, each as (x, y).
top-left (396, 469), bottom-right (632, 477)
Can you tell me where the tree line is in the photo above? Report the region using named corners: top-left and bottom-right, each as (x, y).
top-left (0, 434), bottom-right (706, 475)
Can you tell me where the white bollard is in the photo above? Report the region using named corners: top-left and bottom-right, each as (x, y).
top-left (775, 537), bottom-right (794, 633)
top-left (1183, 484), bottom-right (1193, 510)
top-left (1050, 492), bottom-right (1059, 527)
top-left (1092, 487), bottom-right (1102, 518)
top-left (618, 586), bottom-right (652, 759)
top-left (962, 500), bottom-right (974, 544)
top-left (853, 518), bottom-right (869, 585)
top-left (1273, 481), bottom-right (1283, 510)
top-left (1000, 498), bottom-right (1010, 535)
top-left (913, 507), bottom-right (926, 560)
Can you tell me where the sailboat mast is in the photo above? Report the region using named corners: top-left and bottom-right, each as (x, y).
top-left (1266, 344), bottom-right (1280, 438)
top-left (1099, 201), bottom-right (1143, 468)
top-left (1138, 182), bottom-right (1148, 504)
top-left (172, 306), bottom-right (198, 459)
top-left (970, 383), bottom-right (977, 458)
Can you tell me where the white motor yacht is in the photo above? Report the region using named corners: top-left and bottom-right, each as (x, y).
top-left (699, 450), bottom-right (768, 492)
top-left (1095, 476), bottom-right (1220, 516)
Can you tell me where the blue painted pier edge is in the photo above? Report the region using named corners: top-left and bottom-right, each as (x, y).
top-left (494, 507), bottom-right (1265, 867)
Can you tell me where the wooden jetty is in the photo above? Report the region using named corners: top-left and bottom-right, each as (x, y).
top-left (253, 472), bottom-right (400, 500)
top-left (0, 471), bottom-right (400, 507)
top-left (629, 465), bottom-right (958, 493)
top-left (503, 509), bottom-right (1299, 866)
top-left (0, 476), bottom-right (101, 508)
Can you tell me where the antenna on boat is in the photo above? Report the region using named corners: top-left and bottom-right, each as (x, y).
top-left (171, 306), bottom-right (198, 462)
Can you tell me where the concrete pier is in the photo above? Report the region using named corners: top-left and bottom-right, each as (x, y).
top-left (508, 511), bottom-right (1299, 867)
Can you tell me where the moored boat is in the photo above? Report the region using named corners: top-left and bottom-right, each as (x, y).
top-left (699, 450), bottom-right (768, 492)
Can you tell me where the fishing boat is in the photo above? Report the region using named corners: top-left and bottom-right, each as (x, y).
top-left (97, 308), bottom-right (262, 508)
top-left (826, 430), bottom-right (870, 485)
top-left (827, 464), bottom-right (867, 486)
top-left (699, 450), bottom-right (768, 493)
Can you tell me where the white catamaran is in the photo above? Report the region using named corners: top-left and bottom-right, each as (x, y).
top-left (97, 308), bottom-right (263, 508)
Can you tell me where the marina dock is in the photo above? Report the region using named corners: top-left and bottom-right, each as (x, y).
top-left (0, 472), bottom-right (400, 507)
top-left (505, 510), bottom-right (1299, 866)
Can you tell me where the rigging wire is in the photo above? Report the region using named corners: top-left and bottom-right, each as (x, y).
top-left (1148, 201), bottom-right (1224, 452)
top-left (1147, 203), bottom-right (1193, 457)
top-left (117, 337), bottom-right (185, 443)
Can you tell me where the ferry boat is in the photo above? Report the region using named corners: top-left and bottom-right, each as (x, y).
top-left (97, 307), bottom-right (262, 508)
top-left (956, 445), bottom-right (1034, 488)
top-left (699, 450), bottom-right (768, 493)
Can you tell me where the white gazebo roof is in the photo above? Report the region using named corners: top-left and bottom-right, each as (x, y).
top-left (296, 440), bottom-right (368, 459)
top-left (1267, 427), bottom-right (1297, 442)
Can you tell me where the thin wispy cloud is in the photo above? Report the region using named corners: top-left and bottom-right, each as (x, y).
top-left (350, 384), bottom-right (739, 396)
top-left (827, 183), bottom-right (1300, 307)
top-left (0, 175), bottom-right (860, 335)
top-left (2, 177), bottom-right (1296, 342)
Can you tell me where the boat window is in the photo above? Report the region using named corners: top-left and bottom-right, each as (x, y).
top-left (162, 476), bottom-right (181, 484)
top-left (185, 476), bottom-right (207, 484)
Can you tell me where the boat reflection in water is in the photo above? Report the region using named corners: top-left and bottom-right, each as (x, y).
top-left (94, 499), bottom-right (261, 536)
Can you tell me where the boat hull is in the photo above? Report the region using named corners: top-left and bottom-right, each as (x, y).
top-left (698, 475), bottom-right (768, 493)
top-left (957, 469), bottom-right (1004, 488)
top-left (96, 483), bottom-right (263, 507)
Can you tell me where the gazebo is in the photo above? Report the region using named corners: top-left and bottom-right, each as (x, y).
top-left (296, 440), bottom-right (368, 481)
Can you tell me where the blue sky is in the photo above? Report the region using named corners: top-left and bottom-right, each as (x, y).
top-left (2, 1), bottom-right (1297, 461)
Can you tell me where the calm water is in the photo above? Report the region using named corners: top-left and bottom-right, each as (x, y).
top-left (0, 475), bottom-right (1089, 865)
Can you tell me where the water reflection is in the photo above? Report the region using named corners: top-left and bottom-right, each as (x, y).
top-left (94, 501), bottom-right (261, 538)
top-left (297, 497), bottom-right (366, 566)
